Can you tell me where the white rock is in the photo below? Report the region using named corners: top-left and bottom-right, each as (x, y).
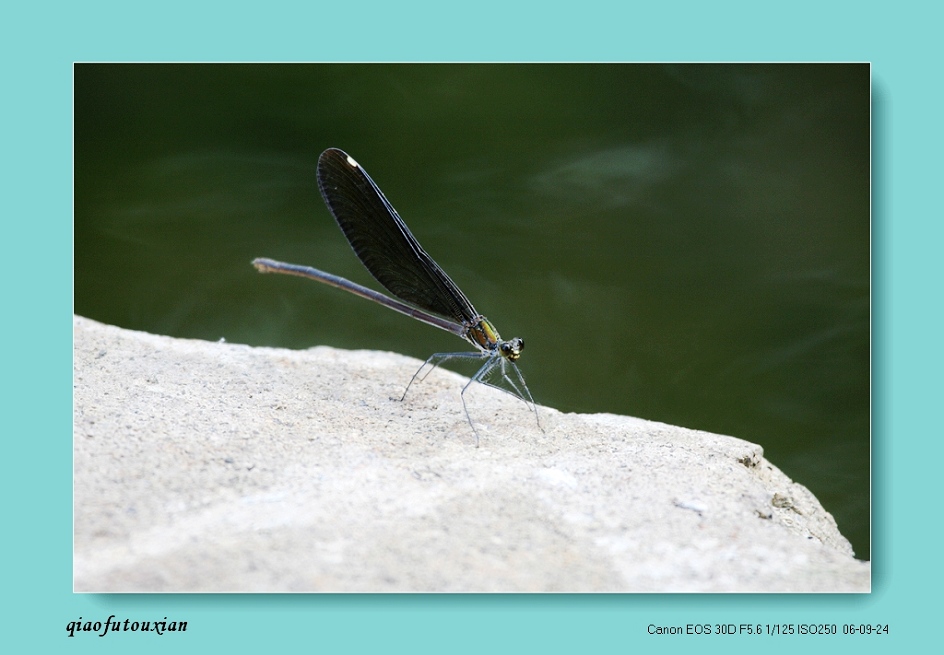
top-left (73, 315), bottom-right (869, 592)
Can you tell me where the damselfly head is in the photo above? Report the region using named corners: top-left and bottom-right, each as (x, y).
top-left (500, 337), bottom-right (524, 361)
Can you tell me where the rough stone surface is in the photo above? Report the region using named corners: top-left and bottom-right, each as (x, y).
top-left (73, 315), bottom-right (870, 592)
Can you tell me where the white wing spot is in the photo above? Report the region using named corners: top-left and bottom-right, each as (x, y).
top-left (346, 155), bottom-right (359, 168)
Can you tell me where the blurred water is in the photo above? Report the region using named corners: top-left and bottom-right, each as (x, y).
top-left (74, 63), bottom-right (870, 559)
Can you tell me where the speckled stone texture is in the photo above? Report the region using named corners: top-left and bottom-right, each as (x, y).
top-left (73, 315), bottom-right (869, 592)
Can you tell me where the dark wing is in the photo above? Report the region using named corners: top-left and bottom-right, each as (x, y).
top-left (316, 148), bottom-right (479, 325)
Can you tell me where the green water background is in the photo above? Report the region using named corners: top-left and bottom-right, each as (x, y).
top-left (74, 63), bottom-right (870, 560)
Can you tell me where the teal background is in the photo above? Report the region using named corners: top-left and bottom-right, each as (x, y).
top-left (4, 1), bottom-right (936, 654)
